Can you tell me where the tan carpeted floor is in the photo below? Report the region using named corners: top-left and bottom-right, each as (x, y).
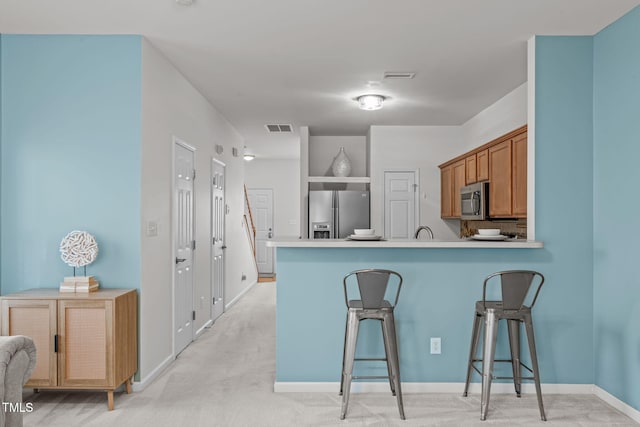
top-left (23, 282), bottom-right (638, 426)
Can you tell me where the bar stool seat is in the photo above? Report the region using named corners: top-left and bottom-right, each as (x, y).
top-left (339, 269), bottom-right (405, 420)
top-left (463, 270), bottom-right (547, 421)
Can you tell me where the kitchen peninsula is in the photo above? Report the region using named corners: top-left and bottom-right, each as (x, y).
top-left (268, 237), bottom-right (546, 391)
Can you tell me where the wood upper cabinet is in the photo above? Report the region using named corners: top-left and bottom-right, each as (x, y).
top-left (440, 160), bottom-right (465, 218)
top-left (488, 130), bottom-right (528, 218)
top-left (489, 140), bottom-right (513, 217)
top-left (451, 160), bottom-right (466, 217)
top-left (439, 125), bottom-right (527, 220)
top-left (440, 165), bottom-right (453, 218)
top-left (1, 289), bottom-right (137, 410)
top-left (477, 149), bottom-right (489, 182)
top-left (512, 132), bottom-right (527, 217)
top-left (465, 154), bottom-right (477, 184)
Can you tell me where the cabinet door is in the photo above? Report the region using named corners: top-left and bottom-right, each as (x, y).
top-left (477, 149), bottom-right (489, 181)
top-left (1, 299), bottom-right (57, 387)
top-left (489, 140), bottom-right (513, 217)
top-left (451, 160), bottom-right (466, 217)
top-left (58, 299), bottom-right (113, 388)
top-left (465, 154), bottom-right (477, 184)
top-left (440, 165), bottom-right (452, 218)
top-left (512, 132), bottom-right (527, 217)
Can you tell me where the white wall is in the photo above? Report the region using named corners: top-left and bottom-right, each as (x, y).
top-left (299, 127), bottom-right (309, 237)
top-left (245, 158), bottom-right (301, 238)
top-left (369, 126), bottom-right (463, 240)
top-left (461, 82), bottom-right (527, 147)
top-left (308, 135), bottom-right (367, 177)
top-left (140, 39), bottom-right (254, 384)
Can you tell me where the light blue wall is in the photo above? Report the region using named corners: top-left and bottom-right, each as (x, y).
top-left (593, 6), bottom-right (640, 410)
top-left (0, 35), bottom-right (142, 293)
top-left (276, 36), bottom-right (595, 385)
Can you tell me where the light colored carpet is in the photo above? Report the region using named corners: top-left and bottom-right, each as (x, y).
top-left (23, 282), bottom-right (637, 426)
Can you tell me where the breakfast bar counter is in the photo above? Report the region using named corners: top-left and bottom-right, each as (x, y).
top-left (269, 237), bottom-right (562, 393)
top-left (267, 237), bottom-right (543, 249)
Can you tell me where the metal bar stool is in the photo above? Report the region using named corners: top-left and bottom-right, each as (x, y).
top-left (339, 269), bottom-right (405, 420)
top-left (463, 270), bottom-right (546, 421)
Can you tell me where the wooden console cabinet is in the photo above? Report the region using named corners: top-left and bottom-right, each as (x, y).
top-left (0, 288), bottom-right (137, 410)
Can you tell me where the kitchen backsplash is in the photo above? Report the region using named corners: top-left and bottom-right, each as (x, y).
top-left (461, 219), bottom-right (527, 238)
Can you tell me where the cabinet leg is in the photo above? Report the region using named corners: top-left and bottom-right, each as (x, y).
top-left (107, 390), bottom-right (114, 411)
top-left (126, 378), bottom-right (132, 394)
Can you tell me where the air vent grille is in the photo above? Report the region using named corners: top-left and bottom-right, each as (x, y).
top-left (265, 124), bottom-right (293, 133)
top-left (383, 72), bottom-right (416, 79)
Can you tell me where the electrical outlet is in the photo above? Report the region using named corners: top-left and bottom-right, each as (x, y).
top-left (430, 337), bottom-right (441, 355)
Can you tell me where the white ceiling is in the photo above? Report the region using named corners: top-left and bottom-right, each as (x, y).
top-left (1, 0), bottom-right (639, 159)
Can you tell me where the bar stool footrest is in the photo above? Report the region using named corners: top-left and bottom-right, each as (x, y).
top-left (470, 360), bottom-right (536, 380)
top-left (352, 375), bottom-right (391, 380)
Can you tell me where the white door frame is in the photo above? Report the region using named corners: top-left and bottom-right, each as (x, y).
top-left (247, 188), bottom-right (274, 275)
top-left (383, 169), bottom-right (420, 239)
top-left (172, 136), bottom-right (196, 357)
top-left (211, 158), bottom-right (226, 322)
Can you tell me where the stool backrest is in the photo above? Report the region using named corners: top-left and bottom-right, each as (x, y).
top-left (482, 270), bottom-right (545, 310)
top-left (343, 269), bottom-right (403, 309)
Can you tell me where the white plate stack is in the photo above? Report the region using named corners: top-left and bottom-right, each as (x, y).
top-left (472, 229), bottom-right (507, 241)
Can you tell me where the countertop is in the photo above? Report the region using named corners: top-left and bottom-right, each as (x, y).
top-left (266, 237), bottom-right (543, 248)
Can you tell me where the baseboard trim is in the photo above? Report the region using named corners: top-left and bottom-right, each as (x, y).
top-left (594, 385), bottom-right (640, 424)
top-left (225, 280), bottom-right (258, 311)
top-left (273, 381), bottom-right (594, 394)
top-left (195, 319), bottom-right (213, 337)
top-left (132, 354), bottom-right (174, 392)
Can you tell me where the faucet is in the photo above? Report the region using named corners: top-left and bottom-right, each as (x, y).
top-left (415, 225), bottom-right (434, 240)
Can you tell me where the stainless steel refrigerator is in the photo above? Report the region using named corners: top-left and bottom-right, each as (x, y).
top-left (309, 190), bottom-right (370, 239)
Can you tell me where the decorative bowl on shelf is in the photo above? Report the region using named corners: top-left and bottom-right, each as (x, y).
top-left (477, 228), bottom-right (501, 236)
top-left (353, 229), bottom-right (375, 235)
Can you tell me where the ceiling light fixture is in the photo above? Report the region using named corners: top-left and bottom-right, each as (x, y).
top-left (356, 94), bottom-right (386, 111)
top-left (243, 154), bottom-right (255, 161)
top-left (175, 0), bottom-right (194, 5)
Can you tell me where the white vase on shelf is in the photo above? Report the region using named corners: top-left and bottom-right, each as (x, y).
top-left (331, 147), bottom-right (352, 177)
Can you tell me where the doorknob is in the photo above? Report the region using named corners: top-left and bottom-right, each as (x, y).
top-left (176, 257), bottom-right (186, 264)
top-left (268, 228), bottom-right (273, 239)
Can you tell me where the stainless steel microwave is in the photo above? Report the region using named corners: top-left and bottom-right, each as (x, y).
top-left (460, 182), bottom-right (488, 220)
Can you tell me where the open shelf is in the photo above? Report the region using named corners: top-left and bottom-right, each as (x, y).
top-left (307, 176), bottom-right (371, 184)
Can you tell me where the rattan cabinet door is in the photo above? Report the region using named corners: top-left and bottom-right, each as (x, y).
top-left (58, 299), bottom-right (113, 388)
top-left (1, 299), bottom-right (58, 387)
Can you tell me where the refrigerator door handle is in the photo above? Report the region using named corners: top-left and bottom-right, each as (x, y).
top-left (333, 190), bottom-right (339, 239)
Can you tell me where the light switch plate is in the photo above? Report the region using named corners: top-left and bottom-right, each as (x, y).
top-left (146, 220), bottom-right (159, 237)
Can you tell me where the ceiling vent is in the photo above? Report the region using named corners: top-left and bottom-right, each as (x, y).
top-left (383, 72), bottom-right (416, 80)
top-left (265, 124), bottom-right (293, 133)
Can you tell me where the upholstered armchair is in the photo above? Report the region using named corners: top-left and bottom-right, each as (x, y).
top-left (0, 336), bottom-right (36, 427)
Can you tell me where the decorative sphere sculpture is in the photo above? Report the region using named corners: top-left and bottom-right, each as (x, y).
top-left (59, 230), bottom-right (99, 268)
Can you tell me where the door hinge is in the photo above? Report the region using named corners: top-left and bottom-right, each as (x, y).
top-left (191, 240), bottom-right (196, 250)
top-left (413, 183), bottom-right (418, 192)
top-left (213, 297), bottom-right (216, 305)
top-left (192, 169), bottom-right (196, 181)
top-left (192, 310), bottom-right (196, 321)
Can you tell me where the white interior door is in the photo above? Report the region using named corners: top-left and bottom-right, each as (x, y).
top-left (211, 159), bottom-right (225, 321)
top-left (384, 170), bottom-right (418, 239)
top-left (248, 188), bottom-right (274, 275)
top-left (174, 139), bottom-right (195, 355)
